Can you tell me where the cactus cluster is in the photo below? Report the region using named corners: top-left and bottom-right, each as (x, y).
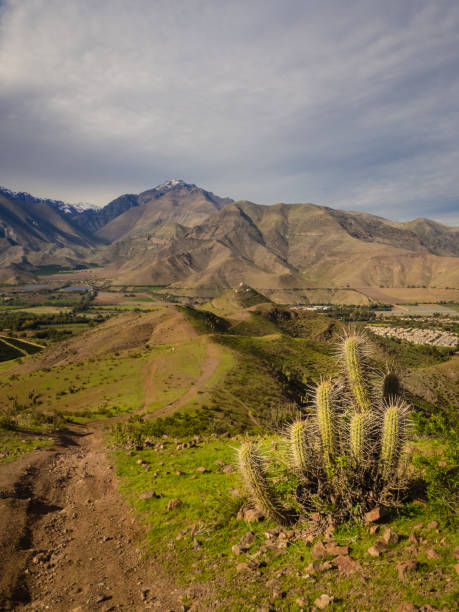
top-left (237, 331), bottom-right (412, 524)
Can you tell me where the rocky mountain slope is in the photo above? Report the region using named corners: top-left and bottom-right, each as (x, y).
top-left (1, 181), bottom-right (458, 289)
top-left (114, 200), bottom-right (459, 289)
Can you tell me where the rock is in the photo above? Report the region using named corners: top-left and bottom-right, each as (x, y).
top-left (167, 498), bottom-right (183, 511)
top-left (305, 561), bottom-right (321, 574)
top-left (367, 541), bottom-right (387, 557)
top-left (229, 487), bottom-right (240, 498)
top-left (236, 562), bottom-right (250, 572)
top-left (334, 554), bottom-right (362, 575)
top-left (296, 597), bottom-right (308, 607)
top-left (222, 464), bottom-right (235, 473)
top-left (395, 604), bottom-right (419, 612)
top-left (175, 470), bottom-right (185, 476)
top-left (196, 466), bottom-right (208, 473)
top-left (369, 525), bottom-right (379, 535)
top-left (314, 594), bottom-right (333, 609)
top-left (311, 541), bottom-right (327, 560)
top-left (397, 560), bottom-right (419, 581)
top-left (413, 522), bottom-right (424, 530)
top-left (139, 491), bottom-right (161, 500)
top-left (455, 563), bottom-right (459, 575)
top-left (409, 532), bottom-right (420, 546)
top-left (237, 506), bottom-right (265, 522)
top-left (364, 507), bottom-right (386, 523)
top-left (263, 529), bottom-right (279, 539)
top-left (232, 544), bottom-right (244, 556)
top-left (382, 527), bottom-right (399, 545)
top-left (239, 531), bottom-right (256, 549)
top-left (426, 521), bottom-right (439, 529)
top-left (320, 560), bottom-right (333, 571)
top-left (136, 459), bottom-right (147, 465)
top-left (426, 548), bottom-right (441, 560)
top-left (454, 546), bottom-right (459, 560)
top-left (324, 541), bottom-right (349, 556)
top-left (215, 460), bottom-right (224, 466)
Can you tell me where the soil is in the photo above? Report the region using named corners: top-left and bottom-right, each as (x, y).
top-left (0, 425), bottom-right (184, 611)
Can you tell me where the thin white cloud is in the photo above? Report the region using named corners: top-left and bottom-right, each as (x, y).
top-left (0, 0), bottom-right (458, 223)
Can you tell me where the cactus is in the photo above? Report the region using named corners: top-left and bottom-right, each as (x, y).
top-left (238, 440), bottom-right (290, 525)
top-left (342, 334), bottom-right (372, 413)
top-left (289, 419), bottom-right (309, 474)
top-left (382, 368), bottom-right (401, 401)
top-left (237, 333), bottom-right (412, 525)
top-left (350, 412), bottom-right (366, 464)
top-left (315, 380), bottom-right (336, 473)
top-left (379, 400), bottom-right (408, 480)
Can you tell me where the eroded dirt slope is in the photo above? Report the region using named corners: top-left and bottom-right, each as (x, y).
top-left (0, 426), bottom-right (183, 611)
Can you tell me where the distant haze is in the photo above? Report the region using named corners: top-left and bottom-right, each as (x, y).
top-left (0, 0), bottom-right (458, 224)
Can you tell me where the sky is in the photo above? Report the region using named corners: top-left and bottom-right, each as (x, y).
top-left (0, 0), bottom-right (458, 224)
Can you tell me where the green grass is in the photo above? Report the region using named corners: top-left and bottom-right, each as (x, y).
top-left (113, 435), bottom-right (459, 611)
top-left (0, 429), bottom-right (52, 463)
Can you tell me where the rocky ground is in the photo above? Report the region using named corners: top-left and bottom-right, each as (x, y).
top-left (0, 426), bottom-right (183, 611)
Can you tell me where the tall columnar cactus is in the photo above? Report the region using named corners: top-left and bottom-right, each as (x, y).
top-left (350, 412), bottom-right (366, 464)
top-left (379, 400), bottom-right (408, 480)
top-left (382, 368), bottom-right (401, 401)
top-left (342, 334), bottom-right (372, 413)
top-left (289, 419), bottom-right (309, 475)
top-left (315, 380), bottom-right (336, 474)
top-left (238, 440), bottom-right (290, 525)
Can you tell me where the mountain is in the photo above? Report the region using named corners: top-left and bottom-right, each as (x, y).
top-left (114, 201), bottom-right (459, 289)
top-left (0, 188), bottom-right (99, 280)
top-left (1, 181), bottom-right (458, 290)
top-left (93, 180), bottom-right (233, 243)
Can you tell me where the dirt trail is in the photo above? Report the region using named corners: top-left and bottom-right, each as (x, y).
top-left (0, 426), bottom-right (182, 611)
top-left (150, 342), bottom-right (220, 418)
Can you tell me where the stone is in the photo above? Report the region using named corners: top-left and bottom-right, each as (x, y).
top-left (167, 498), bottom-right (183, 511)
top-left (215, 460), bottom-right (224, 466)
top-left (311, 541), bottom-right (327, 560)
top-left (397, 560), bottom-right (419, 581)
top-left (364, 507), bottom-right (386, 523)
top-left (296, 597), bottom-right (308, 607)
top-left (394, 604), bottom-right (419, 612)
top-left (453, 546), bottom-right (459, 560)
top-left (175, 470), bottom-right (185, 476)
top-left (263, 529), bottom-right (279, 539)
top-left (314, 594), bottom-right (333, 609)
top-left (334, 554), bottom-right (362, 576)
top-left (139, 491), bottom-right (161, 500)
top-left (305, 561), bottom-right (321, 574)
top-left (324, 541), bottom-right (349, 556)
top-left (367, 541), bottom-right (387, 557)
top-left (369, 525), bottom-right (379, 535)
top-left (426, 548), bottom-right (440, 560)
top-left (239, 531), bottom-right (256, 549)
top-left (232, 544), bottom-right (243, 556)
top-left (222, 464), bottom-right (235, 473)
top-left (237, 506), bottom-right (265, 522)
top-left (382, 527), bottom-right (399, 545)
top-left (426, 521), bottom-right (439, 529)
top-left (455, 563), bottom-right (459, 575)
top-left (236, 562), bottom-right (250, 573)
top-left (413, 522), bottom-right (423, 531)
top-left (196, 466), bottom-right (208, 473)
top-left (409, 532), bottom-right (420, 546)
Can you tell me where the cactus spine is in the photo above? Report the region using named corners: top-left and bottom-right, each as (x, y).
top-left (238, 440), bottom-right (289, 525)
top-left (290, 420), bottom-right (308, 474)
top-left (343, 336), bottom-right (372, 413)
top-left (315, 380), bottom-right (336, 473)
top-left (379, 404), bottom-right (400, 479)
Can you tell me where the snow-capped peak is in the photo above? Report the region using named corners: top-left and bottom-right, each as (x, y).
top-left (154, 179), bottom-right (196, 192)
top-left (0, 186), bottom-right (98, 214)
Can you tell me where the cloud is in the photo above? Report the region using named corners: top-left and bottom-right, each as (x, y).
top-left (0, 0), bottom-right (458, 223)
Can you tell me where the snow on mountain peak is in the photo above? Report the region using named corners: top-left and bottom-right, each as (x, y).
top-left (154, 179), bottom-right (196, 192)
top-left (0, 186), bottom-right (98, 214)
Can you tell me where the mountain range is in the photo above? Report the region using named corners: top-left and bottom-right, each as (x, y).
top-left (1, 181), bottom-right (458, 288)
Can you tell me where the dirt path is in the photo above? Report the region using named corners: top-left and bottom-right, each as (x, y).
top-left (0, 426), bottom-right (182, 611)
top-left (150, 342), bottom-right (220, 418)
